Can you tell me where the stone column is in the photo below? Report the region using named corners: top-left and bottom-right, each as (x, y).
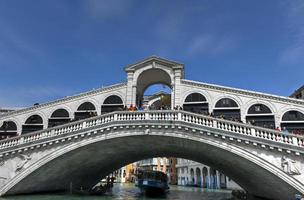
top-left (173, 66), bottom-right (183, 107)
top-left (126, 71), bottom-right (134, 107)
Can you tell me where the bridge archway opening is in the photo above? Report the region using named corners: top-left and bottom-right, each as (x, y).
top-left (48, 109), bottom-right (71, 128)
top-left (281, 110), bottom-right (304, 135)
top-left (214, 98), bottom-right (240, 121)
top-left (183, 93), bottom-right (209, 114)
top-left (136, 68), bottom-right (172, 109)
top-left (74, 102), bottom-right (97, 120)
top-left (142, 84), bottom-right (171, 110)
top-left (0, 121), bottom-right (17, 140)
top-left (22, 115), bottom-right (43, 134)
top-left (246, 104), bottom-right (275, 129)
top-left (101, 95), bottom-right (124, 114)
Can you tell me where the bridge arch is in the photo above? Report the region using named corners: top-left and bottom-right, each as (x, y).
top-left (0, 121), bottom-right (17, 140)
top-left (74, 101), bottom-right (98, 120)
top-left (48, 108), bottom-right (71, 128)
top-left (46, 105), bottom-right (73, 120)
top-left (135, 68), bottom-right (173, 107)
top-left (182, 91), bottom-right (210, 114)
top-left (280, 109), bottom-right (304, 134)
top-left (245, 101), bottom-right (276, 129)
top-left (1, 130), bottom-right (302, 200)
top-left (21, 114), bottom-right (45, 134)
top-left (212, 96), bottom-right (241, 120)
top-left (101, 94), bottom-right (124, 114)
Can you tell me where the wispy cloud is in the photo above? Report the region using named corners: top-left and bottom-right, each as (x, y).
top-left (186, 34), bottom-right (237, 56)
top-left (83, 0), bottom-right (134, 21)
top-left (0, 20), bottom-right (48, 66)
top-left (280, 0), bottom-right (304, 65)
top-left (0, 86), bottom-right (75, 108)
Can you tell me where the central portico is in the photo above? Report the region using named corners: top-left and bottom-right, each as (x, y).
top-left (124, 56), bottom-right (184, 108)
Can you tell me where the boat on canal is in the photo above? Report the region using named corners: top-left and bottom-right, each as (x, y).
top-left (135, 170), bottom-right (169, 195)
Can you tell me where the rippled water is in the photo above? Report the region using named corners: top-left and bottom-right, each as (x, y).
top-left (0, 183), bottom-right (236, 200)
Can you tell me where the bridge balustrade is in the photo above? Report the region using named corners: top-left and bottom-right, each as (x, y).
top-left (0, 111), bottom-right (303, 152)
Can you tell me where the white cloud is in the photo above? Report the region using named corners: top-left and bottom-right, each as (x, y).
top-left (83, 0), bottom-right (134, 21)
top-left (280, 0), bottom-right (304, 64)
top-left (0, 86), bottom-right (75, 108)
top-left (186, 34), bottom-right (237, 56)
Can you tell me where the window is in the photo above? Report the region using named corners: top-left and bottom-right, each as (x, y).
top-left (255, 105), bottom-right (261, 112)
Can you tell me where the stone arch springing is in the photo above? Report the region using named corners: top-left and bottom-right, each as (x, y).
top-left (246, 103), bottom-right (275, 129)
top-left (74, 102), bottom-right (97, 120)
top-left (101, 95), bottom-right (124, 114)
top-left (0, 121), bottom-right (17, 140)
top-left (22, 114), bottom-right (43, 134)
top-left (183, 92), bottom-right (209, 114)
top-left (48, 109), bottom-right (71, 128)
top-left (281, 110), bottom-right (304, 134)
top-left (213, 98), bottom-right (241, 121)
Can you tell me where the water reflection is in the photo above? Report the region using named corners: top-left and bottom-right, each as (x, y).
top-left (2, 183), bottom-right (234, 200)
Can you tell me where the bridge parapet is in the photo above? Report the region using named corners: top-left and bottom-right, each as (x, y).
top-left (0, 111), bottom-right (303, 155)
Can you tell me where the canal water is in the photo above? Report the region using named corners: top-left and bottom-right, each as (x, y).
top-left (1, 183), bottom-right (238, 200)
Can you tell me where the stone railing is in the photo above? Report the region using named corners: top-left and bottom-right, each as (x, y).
top-left (0, 110), bottom-right (303, 152)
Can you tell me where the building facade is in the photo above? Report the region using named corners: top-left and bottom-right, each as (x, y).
top-left (290, 85), bottom-right (304, 100)
top-left (176, 159), bottom-right (241, 190)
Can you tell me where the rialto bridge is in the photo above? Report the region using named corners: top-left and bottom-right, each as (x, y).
top-left (0, 56), bottom-right (304, 199)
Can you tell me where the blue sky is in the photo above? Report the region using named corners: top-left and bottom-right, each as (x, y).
top-left (0, 0), bottom-right (303, 107)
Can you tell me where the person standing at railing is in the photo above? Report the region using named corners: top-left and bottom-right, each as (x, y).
top-left (282, 127), bottom-right (289, 135)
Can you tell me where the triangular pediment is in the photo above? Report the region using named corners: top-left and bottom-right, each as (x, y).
top-left (124, 56), bottom-right (184, 72)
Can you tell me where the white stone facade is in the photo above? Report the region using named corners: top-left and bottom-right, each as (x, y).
top-left (176, 159), bottom-right (242, 190)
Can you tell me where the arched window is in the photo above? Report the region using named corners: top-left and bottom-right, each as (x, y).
top-left (183, 93), bottom-right (208, 114)
top-left (101, 95), bottom-right (124, 114)
top-left (196, 167), bottom-right (201, 186)
top-left (74, 102), bottom-right (97, 120)
top-left (214, 98), bottom-right (240, 120)
top-left (282, 110), bottom-right (304, 121)
top-left (248, 104), bottom-right (272, 114)
top-left (185, 93), bottom-right (206, 102)
top-left (246, 104), bottom-right (275, 129)
top-left (77, 102), bottom-right (96, 111)
top-left (190, 168), bottom-right (195, 185)
top-left (0, 121), bottom-right (17, 140)
top-left (219, 173), bottom-right (227, 189)
top-left (210, 168), bottom-right (217, 189)
top-left (22, 115), bottom-right (43, 134)
top-left (48, 109), bottom-right (71, 128)
top-left (281, 110), bottom-right (304, 134)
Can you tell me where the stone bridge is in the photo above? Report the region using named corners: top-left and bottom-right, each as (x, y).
top-left (0, 111), bottom-right (303, 199)
top-left (1, 56), bottom-right (304, 199)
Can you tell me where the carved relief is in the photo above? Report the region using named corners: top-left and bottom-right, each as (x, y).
top-left (15, 154), bottom-right (32, 172)
top-left (281, 156), bottom-right (301, 175)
